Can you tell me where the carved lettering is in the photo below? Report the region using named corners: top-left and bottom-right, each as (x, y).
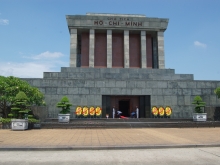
top-left (125, 22), bottom-right (130, 26)
top-left (94, 20), bottom-right (143, 27)
top-left (94, 21), bottom-right (98, 25)
top-left (107, 17), bottom-right (116, 20)
top-left (119, 18), bottom-right (129, 21)
top-left (138, 22), bottom-right (142, 26)
top-left (99, 20), bottom-right (103, 25)
top-left (94, 20), bottom-right (103, 25)
top-left (133, 22), bottom-right (137, 26)
top-left (113, 21), bottom-right (119, 25)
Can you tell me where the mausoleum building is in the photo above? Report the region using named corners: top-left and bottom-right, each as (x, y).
top-left (25, 13), bottom-right (220, 120)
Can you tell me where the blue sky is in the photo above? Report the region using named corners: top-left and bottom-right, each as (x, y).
top-left (0, 0), bottom-right (219, 80)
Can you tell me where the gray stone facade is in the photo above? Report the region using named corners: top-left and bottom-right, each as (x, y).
top-left (107, 30), bottom-right (112, 68)
top-left (70, 29), bottom-right (77, 67)
top-left (24, 68), bottom-right (220, 119)
top-left (157, 32), bottom-right (165, 69)
top-left (66, 13), bottom-right (168, 30)
top-left (21, 13), bottom-right (220, 120)
top-left (89, 29), bottom-right (95, 68)
top-left (140, 31), bottom-right (147, 68)
top-left (124, 30), bottom-right (129, 68)
top-left (66, 13), bottom-right (169, 69)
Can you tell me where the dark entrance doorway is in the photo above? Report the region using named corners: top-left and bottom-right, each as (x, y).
top-left (119, 100), bottom-right (130, 117)
top-left (102, 95), bottom-right (151, 118)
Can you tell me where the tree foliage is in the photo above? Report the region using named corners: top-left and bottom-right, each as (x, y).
top-left (56, 96), bottom-right (72, 114)
top-left (10, 91), bottom-right (31, 119)
top-left (214, 87), bottom-right (220, 99)
top-left (192, 96), bottom-right (206, 113)
top-left (0, 76), bottom-right (45, 117)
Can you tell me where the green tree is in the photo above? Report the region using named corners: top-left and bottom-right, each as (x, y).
top-left (192, 96), bottom-right (206, 113)
top-left (0, 76), bottom-right (45, 118)
top-left (56, 96), bottom-right (72, 114)
top-left (214, 87), bottom-right (220, 99)
top-left (10, 91), bottom-right (31, 119)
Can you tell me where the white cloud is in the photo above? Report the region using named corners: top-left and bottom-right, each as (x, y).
top-left (0, 19), bottom-right (9, 25)
top-left (0, 51), bottom-right (68, 78)
top-left (194, 41), bottom-right (207, 48)
top-left (0, 62), bottom-right (49, 78)
top-left (23, 51), bottom-right (64, 60)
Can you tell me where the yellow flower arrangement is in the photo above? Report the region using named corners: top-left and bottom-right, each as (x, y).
top-left (151, 106), bottom-right (158, 116)
top-left (82, 106), bottom-right (89, 117)
top-left (158, 107), bottom-right (165, 116)
top-left (165, 106), bottom-right (172, 116)
top-left (89, 106), bottom-right (95, 116)
top-left (95, 106), bottom-right (102, 116)
top-left (75, 106), bottom-right (82, 116)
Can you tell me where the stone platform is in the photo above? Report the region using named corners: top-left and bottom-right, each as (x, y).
top-left (41, 118), bottom-right (220, 129)
top-left (25, 67), bottom-right (220, 120)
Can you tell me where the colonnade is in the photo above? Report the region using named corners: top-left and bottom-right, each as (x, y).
top-left (70, 29), bottom-right (165, 69)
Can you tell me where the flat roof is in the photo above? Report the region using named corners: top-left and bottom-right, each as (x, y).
top-left (86, 13), bottom-right (146, 17)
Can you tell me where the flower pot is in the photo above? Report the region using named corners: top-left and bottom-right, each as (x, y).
top-left (58, 114), bottom-right (70, 123)
top-left (11, 119), bottom-right (28, 130)
top-left (193, 113), bottom-right (207, 122)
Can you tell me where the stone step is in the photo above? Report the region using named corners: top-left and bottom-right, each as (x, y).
top-left (42, 72), bottom-right (193, 81)
top-left (40, 119), bottom-right (220, 129)
top-left (41, 68), bottom-right (193, 81)
top-left (60, 68), bottom-right (175, 74)
top-left (44, 118), bottom-right (191, 123)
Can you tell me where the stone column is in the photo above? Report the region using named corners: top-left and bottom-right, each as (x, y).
top-left (107, 30), bottom-right (112, 68)
top-left (157, 31), bottom-right (165, 69)
top-left (140, 31), bottom-right (147, 68)
top-left (89, 29), bottom-right (95, 68)
top-left (70, 29), bottom-right (77, 67)
top-left (124, 30), bottom-right (129, 68)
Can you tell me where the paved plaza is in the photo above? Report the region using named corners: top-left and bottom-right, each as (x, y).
top-left (0, 127), bottom-right (220, 150)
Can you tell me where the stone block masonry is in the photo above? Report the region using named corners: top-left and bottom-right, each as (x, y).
top-left (67, 13), bottom-right (169, 69)
top-left (21, 13), bottom-right (220, 120)
top-left (24, 68), bottom-right (220, 119)
top-left (70, 29), bottom-right (77, 67)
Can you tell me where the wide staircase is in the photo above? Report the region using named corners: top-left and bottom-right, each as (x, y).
top-left (41, 118), bottom-right (220, 129)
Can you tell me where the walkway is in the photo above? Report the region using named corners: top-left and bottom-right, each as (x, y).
top-left (0, 127), bottom-right (220, 150)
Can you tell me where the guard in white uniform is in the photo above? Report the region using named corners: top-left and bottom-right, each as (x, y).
top-left (136, 106), bottom-right (139, 118)
top-left (112, 107), bottom-right (115, 119)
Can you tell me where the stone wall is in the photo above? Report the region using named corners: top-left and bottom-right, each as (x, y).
top-left (24, 68), bottom-right (220, 120)
top-left (66, 14), bottom-right (169, 31)
top-left (68, 13), bottom-right (168, 69)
